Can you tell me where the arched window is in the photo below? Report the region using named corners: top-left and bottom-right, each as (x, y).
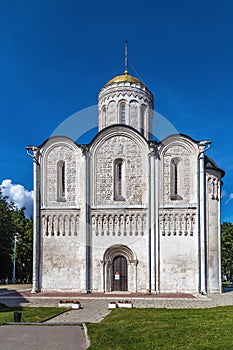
top-left (57, 160), bottom-right (66, 201)
top-left (114, 159), bottom-right (125, 201)
top-left (120, 103), bottom-right (126, 124)
top-left (140, 105), bottom-right (146, 135)
top-left (170, 158), bottom-right (182, 200)
top-left (102, 106), bottom-right (106, 128)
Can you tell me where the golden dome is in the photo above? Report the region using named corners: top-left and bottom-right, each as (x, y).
top-left (104, 71), bottom-right (145, 87)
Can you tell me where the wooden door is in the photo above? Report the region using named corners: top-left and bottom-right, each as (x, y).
top-left (112, 256), bottom-right (128, 291)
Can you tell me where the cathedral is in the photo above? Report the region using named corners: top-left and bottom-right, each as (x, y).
top-left (28, 65), bottom-right (224, 294)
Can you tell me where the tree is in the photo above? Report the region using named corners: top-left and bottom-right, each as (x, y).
top-left (221, 222), bottom-right (233, 281)
top-left (0, 189), bottom-right (15, 280)
top-left (0, 189), bottom-right (33, 282)
top-left (15, 217), bottom-right (33, 283)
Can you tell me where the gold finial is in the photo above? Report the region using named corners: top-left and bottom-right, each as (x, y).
top-left (124, 40), bottom-right (128, 75)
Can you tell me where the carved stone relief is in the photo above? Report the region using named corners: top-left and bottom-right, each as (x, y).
top-left (207, 175), bottom-right (220, 200)
top-left (46, 145), bottom-right (77, 205)
top-left (130, 101), bottom-right (138, 129)
top-left (162, 145), bottom-right (191, 204)
top-left (159, 209), bottom-right (196, 236)
top-left (95, 136), bottom-right (144, 205)
top-left (42, 212), bottom-right (80, 237)
top-left (91, 210), bottom-right (147, 237)
top-left (107, 101), bottom-right (117, 125)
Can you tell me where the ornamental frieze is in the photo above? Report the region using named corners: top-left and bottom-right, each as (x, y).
top-left (91, 210), bottom-right (147, 237)
top-left (41, 212), bottom-right (80, 237)
top-left (159, 209), bottom-right (196, 236)
top-left (207, 175), bottom-right (220, 200)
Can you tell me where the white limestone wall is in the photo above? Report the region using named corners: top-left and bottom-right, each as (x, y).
top-left (158, 136), bottom-right (198, 206)
top-left (41, 221), bottom-right (86, 292)
top-left (90, 127), bottom-right (149, 207)
top-left (159, 221), bottom-right (199, 292)
top-left (39, 137), bottom-right (87, 292)
top-left (40, 137), bottom-right (84, 208)
top-left (90, 210), bottom-right (148, 292)
top-left (206, 170), bottom-right (222, 293)
top-left (89, 127), bottom-right (149, 292)
top-left (158, 135), bottom-right (199, 292)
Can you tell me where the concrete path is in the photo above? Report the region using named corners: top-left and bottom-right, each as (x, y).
top-left (0, 325), bottom-right (86, 350)
top-left (0, 286), bottom-right (233, 350)
top-left (46, 299), bottom-right (111, 324)
top-left (43, 291), bottom-right (233, 323)
top-left (1, 285), bottom-right (233, 324)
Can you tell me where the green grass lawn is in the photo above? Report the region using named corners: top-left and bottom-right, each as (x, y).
top-left (0, 303), bottom-right (67, 325)
top-left (87, 306), bottom-right (233, 350)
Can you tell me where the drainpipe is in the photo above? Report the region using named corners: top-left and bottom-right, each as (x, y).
top-left (198, 140), bottom-right (211, 294)
top-left (26, 146), bottom-right (40, 293)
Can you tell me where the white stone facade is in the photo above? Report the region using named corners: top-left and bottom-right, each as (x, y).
top-left (30, 71), bottom-right (224, 294)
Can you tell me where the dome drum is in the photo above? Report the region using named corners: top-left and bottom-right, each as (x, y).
top-left (98, 72), bottom-right (154, 140)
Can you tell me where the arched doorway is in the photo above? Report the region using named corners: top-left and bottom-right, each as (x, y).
top-left (112, 255), bottom-right (127, 291)
top-left (103, 244), bottom-right (138, 292)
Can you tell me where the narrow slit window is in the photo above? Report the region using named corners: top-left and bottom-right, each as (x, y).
top-left (120, 104), bottom-right (126, 124)
top-left (102, 106), bottom-right (106, 128)
top-left (117, 162), bottom-right (122, 195)
top-left (114, 159), bottom-right (125, 201)
top-left (141, 105), bottom-right (146, 135)
top-left (61, 162), bottom-right (65, 197)
top-left (57, 160), bottom-right (66, 201)
top-left (174, 162), bottom-right (178, 195)
top-left (170, 158), bottom-right (182, 200)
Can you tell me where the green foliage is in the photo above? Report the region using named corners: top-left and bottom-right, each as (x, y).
top-left (0, 189), bottom-right (15, 279)
top-left (0, 189), bottom-right (33, 282)
top-left (88, 307), bottom-right (233, 350)
top-left (13, 213), bottom-right (33, 283)
top-left (221, 222), bottom-right (233, 280)
top-left (0, 307), bottom-right (65, 325)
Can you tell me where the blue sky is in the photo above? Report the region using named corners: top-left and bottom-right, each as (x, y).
top-left (0, 0), bottom-right (233, 221)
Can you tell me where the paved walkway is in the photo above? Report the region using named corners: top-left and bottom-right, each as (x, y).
top-left (0, 326), bottom-right (86, 350)
top-left (1, 286), bottom-right (233, 349)
top-left (1, 286), bottom-right (233, 324)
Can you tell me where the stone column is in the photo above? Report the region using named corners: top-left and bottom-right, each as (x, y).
top-left (149, 144), bottom-right (156, 292)
top-left (217, 179), bottom-right (222, 292)
top-left (147, 151), bottom-right (152, 292)
top-left (154, 149), bottom-right (160, 293)
top-left (100, 260), bottom-right (105, 293)
top-left (31, 148), bottom-right (40, 293)
top-left (129, 260), bottom-right (138, 292)
top-left (82, 146), bottom-right (91, 292)
top-left (198, 141), bottom-right (211, 293)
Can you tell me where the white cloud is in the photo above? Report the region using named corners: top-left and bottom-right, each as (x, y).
top-left (221, 190), bottom-right (227, 198)
top-left (0, 179), bottom-right (33, 218)
top-left (225, 193), bottom-right (233, 205)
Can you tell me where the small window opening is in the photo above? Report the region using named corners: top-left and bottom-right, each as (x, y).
top-left (114, 159), bottom-right (125, 201)
top-left (170, 158), bottom-right (182, 200)
top-left (57, 160), bottom-right (66, 201)
top-left (120, 104), bottom-right (126, 124)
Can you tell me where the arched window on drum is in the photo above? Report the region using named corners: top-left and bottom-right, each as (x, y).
top-left (140, 105), bottom-right (146, 135)
top-left (119, 102), bottom-right (126, 124)
top-left (102, 106), bottom-right (106, 128)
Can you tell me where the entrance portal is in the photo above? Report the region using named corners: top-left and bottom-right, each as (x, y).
top-left (112, 255), bottom-right (128, 291)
